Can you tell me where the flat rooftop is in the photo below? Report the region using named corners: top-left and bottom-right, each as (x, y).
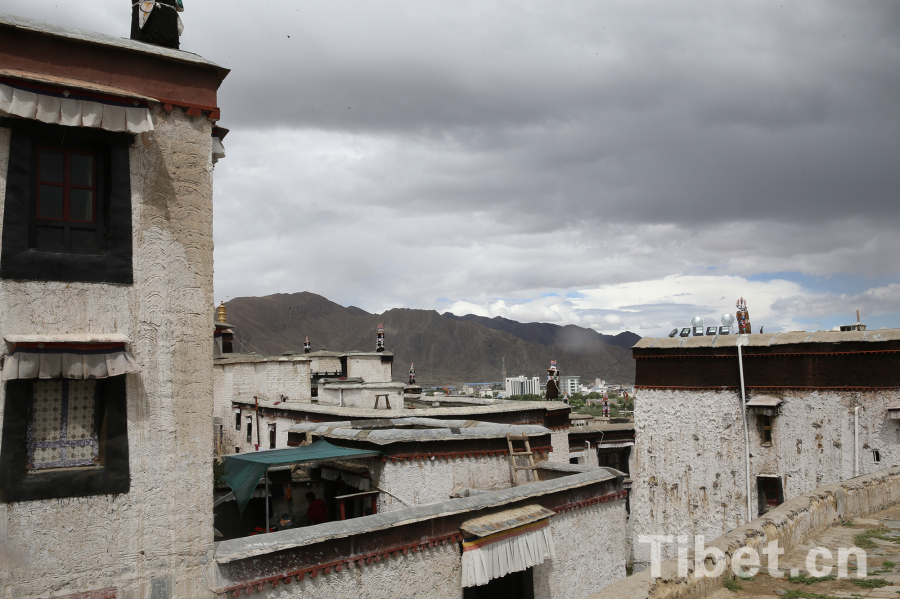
top-left (0, 11), bottom-right (226, 71)
top-left (633, 328), bottom-right (900, 350)
top-left (236, 398), bottom-right (570, 418)
top-left (288, 417), bottom-right (550, 444)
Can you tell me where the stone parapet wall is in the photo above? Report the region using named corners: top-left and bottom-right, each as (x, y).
top-left (317, 384), bottom-right (405, 410)
top-left (371, 454), bottom-right (527, 513)
top-left (212, 469), bottom-right (626, 598)
top-left (346, 355), bottom-right (391, 383)
top-left (588, 465), bottom-right (900, 599)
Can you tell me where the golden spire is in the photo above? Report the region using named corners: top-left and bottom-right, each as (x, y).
top-left (216, 301), bottom-right (227, 323)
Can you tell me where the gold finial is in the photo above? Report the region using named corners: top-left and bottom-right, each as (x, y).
top-left (216, 301), bottom-right (227, 323)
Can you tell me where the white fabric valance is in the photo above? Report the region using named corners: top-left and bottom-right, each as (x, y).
top-left (460, 518), bottom-right (556, 587)
top-left (0, 82), bottom-right (154, 134)
top-left (321, 467), bottom-right (371, 491)
top-left (3, 341), bottom-right (139, 380)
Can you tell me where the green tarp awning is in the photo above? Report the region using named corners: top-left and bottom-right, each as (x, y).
top-left (222, 440), bottom-right (381, 513)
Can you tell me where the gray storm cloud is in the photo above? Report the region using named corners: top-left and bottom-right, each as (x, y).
top-left (5, 0), bottom-right (900, 333)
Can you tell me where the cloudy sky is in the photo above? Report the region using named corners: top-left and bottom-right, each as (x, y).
top-left (9, 1), bottom-right (900, 337)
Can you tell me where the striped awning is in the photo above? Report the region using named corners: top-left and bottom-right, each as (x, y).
top-left (3, 335), bottom-right (139, 380)
top-left (460, 505), bottom-right (556, 587)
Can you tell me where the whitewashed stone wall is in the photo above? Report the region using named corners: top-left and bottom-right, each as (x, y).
top-left (308, 356), bottom-right (341, 374)
top-left (371, 454), bottom-right (529, 513)
top-left (218, 359), bottom-right (311, 404)
top-left (214, 359), bottom-right (310, 453)
top-left (534, 500), bottom-right (628, 599)
top-left (631, 387), bottom-right (900, 568)
top-left (227, 408), bottom-right (297, 453)
top-left (246, 543), bottom-right (462, 599)
top-left (570, 442), bottom-right (600, 467)
top-left (0, 108), bottom-right (217, 598)
top-left (549, 429), bottom-right (571, 463)
top-left (346, 355), bottom-right (392, 383)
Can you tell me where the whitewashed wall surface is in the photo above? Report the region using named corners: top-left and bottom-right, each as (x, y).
top-left (0, 107), bottom-right (217, 598)
top-left (631, 387), bottom-right (900, 567)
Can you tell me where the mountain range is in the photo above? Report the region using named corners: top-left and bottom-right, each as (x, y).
top-left (222, 292), bottom-right (638, 385)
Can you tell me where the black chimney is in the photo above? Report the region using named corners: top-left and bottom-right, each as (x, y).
top-left (130, 0), bottom-right (182, 49)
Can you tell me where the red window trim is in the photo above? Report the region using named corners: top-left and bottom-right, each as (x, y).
top-left (36, 146), bottom-right (97, 224)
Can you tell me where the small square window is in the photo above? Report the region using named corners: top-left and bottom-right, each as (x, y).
top-left (0, 375), bottom-right (130, 502)
top-left (759, 415), bottom-right (773, 446)
top-left (873, 450), bottom-right (881, 463)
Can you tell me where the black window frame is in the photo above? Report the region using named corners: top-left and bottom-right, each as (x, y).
top-left (1, 118), bottom-right (134, 284)
top-left (0, 375), bottom-right (130, 502)
top-left (34, 145), bottom-right (102, 251)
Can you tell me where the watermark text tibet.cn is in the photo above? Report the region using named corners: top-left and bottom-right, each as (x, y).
top-left (638, 535), bottom-right (869, 579)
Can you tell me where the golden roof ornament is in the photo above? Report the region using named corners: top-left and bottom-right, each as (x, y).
top-left (216, 301), bottom-right (227, 323)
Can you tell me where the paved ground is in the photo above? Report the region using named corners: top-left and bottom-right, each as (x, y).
top-left (707, 503), bottom-right (900, 599)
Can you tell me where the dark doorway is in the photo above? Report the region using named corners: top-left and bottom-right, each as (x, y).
top-left (463, 567), bottom-right (534, 599)
top-left (757, 476), bottom-right (784, 516)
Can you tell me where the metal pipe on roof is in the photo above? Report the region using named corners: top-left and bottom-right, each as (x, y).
top-left (854, 406), bottom-right (859, 478)
top-left (737, 336), bottom-right (752, 524)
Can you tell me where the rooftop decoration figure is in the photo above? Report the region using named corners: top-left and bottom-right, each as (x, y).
top-left (736, 297), bottom-right (752, 334)
top-left (376, 324), bottom-right (385, 352)
top-left (303, 336), bottom-right (311, 354)
top-left (408, 362), bottom-right (416, 385)
top-left (546, 360), bottom-right (560, 401)
top-left (130, 0), bottom-right (184, 49)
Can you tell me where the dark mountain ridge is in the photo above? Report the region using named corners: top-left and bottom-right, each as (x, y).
top-left (442, 313), bottom-right (640, 350)
top-left (224, 292), bottom-right (636, 385)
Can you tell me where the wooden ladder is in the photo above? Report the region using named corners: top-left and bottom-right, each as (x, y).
top-left (507, 433), bottom-right (538, 487)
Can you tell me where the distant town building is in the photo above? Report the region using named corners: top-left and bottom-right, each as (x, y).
top-left (560, 375), bottom-right (580, 396)
top-left (506, 375), bottom-right (541, 396)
